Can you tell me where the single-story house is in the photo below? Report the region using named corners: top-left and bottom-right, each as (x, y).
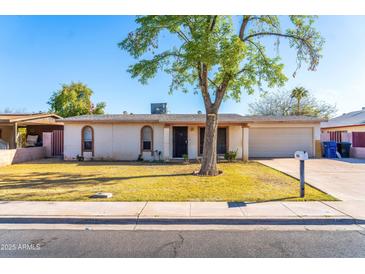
top-left (321, 107), bottom-right (365, 157)
top-left (0, 113), bottom-right (63, 149)
top-left (321, 107), bottom-right (365, 133)
top-left (60, 113), bottom-right (323, 161)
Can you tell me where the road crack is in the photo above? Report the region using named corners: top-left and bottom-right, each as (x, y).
top-left (153, 233), bottom-right (185, 257)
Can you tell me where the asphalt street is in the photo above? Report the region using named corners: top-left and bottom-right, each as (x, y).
top-left (0, 229), bottom-right (364, 258)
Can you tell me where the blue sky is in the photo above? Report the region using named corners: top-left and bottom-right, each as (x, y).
top-left (0, 15), bottom-right (364, 116)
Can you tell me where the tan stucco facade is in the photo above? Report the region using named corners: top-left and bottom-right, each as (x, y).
top-left (64, 121), bottom-right (321, 161)
top-left (321, 125), bottom-right (365, 133)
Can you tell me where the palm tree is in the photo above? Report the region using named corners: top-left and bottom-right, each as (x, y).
top-left (290, 87), bottom-right (309, 115)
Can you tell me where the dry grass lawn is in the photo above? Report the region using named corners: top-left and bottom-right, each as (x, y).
top-left (0, 159), bottom-right (335, 202)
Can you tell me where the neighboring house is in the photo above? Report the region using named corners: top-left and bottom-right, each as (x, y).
top-left (60, 110), bottom-right (324, 161)
top-left (321, 107), bottom-right (365, 133)
top-left (321, 107), bottom-right (365, 157)
top-left (0, 113), bottom-right (63, 149)
top-left (0, 113), bottom-right (64, 167)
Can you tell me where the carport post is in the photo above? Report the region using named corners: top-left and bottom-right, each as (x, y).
top-left (13, 122), bottom-right (18, 148)
top-left (300, 160), bottom-right (305, 198)
top-left (242, 126), bottom-right (249, 162)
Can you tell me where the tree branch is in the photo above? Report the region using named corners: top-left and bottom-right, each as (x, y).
top-left (208, 77), bottom-right (219, 89)
top-left (176, 30), bottom-right (190, 43)
top-left (239, 15), bottom-right (250, 40)
top-left (242, 31), bottom-right (314, 55)
top-left (213, 74), bottom-right (231, 111)
top-left (247, 39), bottom-right (270, 67)
top-left (209, 15), bottom-right (217, 32)
top-left (197, 62), bottom-right (213, 109)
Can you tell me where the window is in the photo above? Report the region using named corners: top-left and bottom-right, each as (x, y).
top-left (141, 126), bottom-right (153, 151)
top-left (199, 127), bottom-right (227, 155)
top-left (82, 126), bottom-right (94, 154)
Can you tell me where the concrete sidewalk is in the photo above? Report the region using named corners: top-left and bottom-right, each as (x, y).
top-left (0, 201), bottom-right (364, 231)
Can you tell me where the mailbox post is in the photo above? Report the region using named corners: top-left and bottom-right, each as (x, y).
top-left (299, 160), bottom-right (305, 197)
top-left (294, 151), bottom-right (309, 198)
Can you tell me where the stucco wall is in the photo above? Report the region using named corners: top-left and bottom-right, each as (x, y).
top-left (350, 147), bottom-right (365, 158)
top-left (0, 147), bottom-right (45, 167)
top-left (64, 124), bottom-right (82, 160)
top-left (64, 123), bottom-right (164, 161)
top-left (64, 122), bottom-right (320, 161)
top-left (64, 123), bottom-right (245, 161)
top-left (228, 126), bottom-right (243, 159)
top-left (322, 125), bottom-right (365, 133)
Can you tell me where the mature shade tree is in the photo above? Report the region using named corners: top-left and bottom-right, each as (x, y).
top-left (120, 16), bottom-right (324, 176)
top-left (249, 89), bottom-right (337, 118)
top-left (48, 82), bottom-right (106, 118)
top-left (291, 86), bottom-right (309, 115)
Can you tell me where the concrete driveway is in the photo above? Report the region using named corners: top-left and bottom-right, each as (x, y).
top-left (257, 158), bottom-right (365, 201)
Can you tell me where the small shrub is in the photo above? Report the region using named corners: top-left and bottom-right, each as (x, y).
top-left (224, 150), bottom-right (238, 162)
top-left (182, 154), bottom-right (189, 163)
top-left (137, 154), bottom-right (143, 161)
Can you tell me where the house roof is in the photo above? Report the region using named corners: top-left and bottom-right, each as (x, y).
top-left (0, 113), bottom-right (62, 124)
top-left (60, 114), bottom-right (325, 124)
top-left (321, 108), bottom-right (365, 129)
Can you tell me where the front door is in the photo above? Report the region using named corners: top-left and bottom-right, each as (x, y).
top-left (173, 126), bottom-right (188, 158)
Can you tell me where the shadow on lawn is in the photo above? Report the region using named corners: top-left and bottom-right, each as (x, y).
top-left (19, 159), bottom-right (198, 167)
top-left (0, 172), bottom-right (194, 190)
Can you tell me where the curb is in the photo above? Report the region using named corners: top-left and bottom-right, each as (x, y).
top-left (0, 216), bottom-right (363, 226)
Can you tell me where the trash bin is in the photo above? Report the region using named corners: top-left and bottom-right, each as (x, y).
top-left (323, 141), bottom-right (337, 158)
top-left (337, 142), bottom-right (351, 158)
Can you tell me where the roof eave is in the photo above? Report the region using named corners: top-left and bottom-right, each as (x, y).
top-left (9, 113), bottom-right (62, 123)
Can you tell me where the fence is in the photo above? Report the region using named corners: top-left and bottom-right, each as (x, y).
top-left (42, 130), bottom-right (64, 157)
top-left (352, 132), bottom-right (365, 148)
top-left (52, 130), bottom-right (64, 156)
top-left (320, 131), bottom-right (365, 159)
top-left (320, 132), bottom-right (352, 143)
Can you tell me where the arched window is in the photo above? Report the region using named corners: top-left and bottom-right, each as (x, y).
top-left (141, 126), bottom-right (153, 152)
top-left (82, 126), bottom-right (94, 155)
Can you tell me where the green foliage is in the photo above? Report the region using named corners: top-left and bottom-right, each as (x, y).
top-left (291, 86), bottom-right (309, 100)
top-left (17, 127), bottom-right (27, 148)
top-left (249, 89), bottom-right (337, 118)
top-left (291, 86), bottom-right (309, 114)
top-left (120, 16), bottom-right (324, 104)
top-left (182, 154), bottom-right (189, 162)
top-left (120, 16), bottom-right (324, 173)
top-left (224, 150), bottom-right (238, 161)
top-left (48, 82), bottom-right (106, 118)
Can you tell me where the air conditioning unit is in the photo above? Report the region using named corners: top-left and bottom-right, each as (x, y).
top-left (151, 103), bottom-right (167, 114)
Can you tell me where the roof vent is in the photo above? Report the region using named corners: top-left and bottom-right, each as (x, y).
top-left (362, 107), bottom-right (365, 111)
top-left (123, 111), bottom-right (128, 115)
top-left (197, 110), bottom-right (202, 114)
top-left (151, 103), bottom-right (167, 114)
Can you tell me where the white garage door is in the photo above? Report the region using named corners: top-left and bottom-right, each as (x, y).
top-left (249, 127), bottom-right (313, 158)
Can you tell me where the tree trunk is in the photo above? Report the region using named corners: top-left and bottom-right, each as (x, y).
top-left (198, 112), bottom-right (219, 176)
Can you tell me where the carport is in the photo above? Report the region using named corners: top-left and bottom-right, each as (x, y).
top-left (0, 113), bottom-right (63, 149)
